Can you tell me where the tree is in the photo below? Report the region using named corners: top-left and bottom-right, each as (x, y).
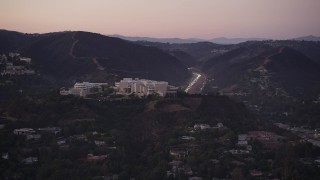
top-left (231, 167), bottom-right (245, 180)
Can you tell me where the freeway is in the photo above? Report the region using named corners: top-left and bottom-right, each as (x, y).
top-left (185, 68), bottom-right (207, 94)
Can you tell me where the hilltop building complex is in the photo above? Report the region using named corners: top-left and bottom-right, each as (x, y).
top-left (60, 82), bottom-right (108, 97)
top-left (115, 78), bottom-right (178, 97)
top-left (60, 78), bottom-right (178, 98)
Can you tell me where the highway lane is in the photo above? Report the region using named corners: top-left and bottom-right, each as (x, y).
top-left (185, 68), bottom-right (207, 94)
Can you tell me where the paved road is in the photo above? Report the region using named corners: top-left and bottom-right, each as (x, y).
top-left (185, 68), bottom-right (207, 94)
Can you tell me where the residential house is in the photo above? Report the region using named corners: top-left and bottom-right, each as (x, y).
top-left (2, 152), bottom-right (9, 160)
top-left (84, 154), bottom-right (108, 161)
top-left (194, 124), bottom-right (210, 130)
top-left (94, 140), bottom-right (106, 146)
top-left (69, 134), bottom-right (88, 142)
top-left (249, 169), bottom-right (263, 177)
top-left (22, 157), bottom-right (38, 165)
top-left (57, 139), bottom-right (67, 146)
top-left (26, 134), bottom-right (41, 141)
top-left (38, 127), bottom-right (61, 135)
top-left (181, 136), bottom-right (195, 141)
top-left (170, 149), bottom-right (189, 158)
top-left (229, 149), bottom-right (250, 155)
top-left (13, 128), bottom-right (35, 135)
top-left (19, 57), bottom-right (31, 63)
top-left (189, 177), bottom-right (203, 180)
top-left (9, 52), bottom-right (19, 58)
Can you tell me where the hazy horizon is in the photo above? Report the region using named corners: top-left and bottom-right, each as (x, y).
top-left (1, 0), bottom-right (320, 39)
top-left (1, 28), bottom-right (319, 41)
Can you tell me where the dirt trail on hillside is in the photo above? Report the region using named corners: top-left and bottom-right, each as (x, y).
top-left (69, 32), bottom-right (104, 71)
top-left (69, 32), bottom-right (79, 58)
top-left (256, 47), bottom-right (286, 71)
top-left (92, 58), bottom-right (105, 70)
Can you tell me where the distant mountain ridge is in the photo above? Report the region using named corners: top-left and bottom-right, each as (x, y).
top-left (110, 34), bottom-right (202, 44)
top-left (110, 34), bottom-right (320, 44)
top-left (110, 34), bottom-right (268, 44)
top-left (293, 35), bottom-right (320, 42)
top-left (209, 37), bottom-right (269, 44)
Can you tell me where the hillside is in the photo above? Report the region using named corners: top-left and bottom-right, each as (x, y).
top-left (0, 30), bottom-right (34, 53)
top-left (202, 43), bottom-right (272, 86)
top-left (265, 40), bottom-right (320, 65)
top-left (3, 93), bottom-right (320, 179)
top-left (202, 43), bottom-right (320, 97)
top-left (1, 94), bottom-right (259, 179)
top-left (0, 30), bottom-right (191, 86)
top-left (266, 47), bottom-right (320, 95)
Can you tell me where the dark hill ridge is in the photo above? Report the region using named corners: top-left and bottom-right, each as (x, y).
top-left (293, 35), bottom-right (320, 42)
top-left (138, 40), bottom-right (320, 67)
top-left (202, 44), bottom-right (320, 96)
top-left (72, 31), bottom-right (190, 84)
top-left (0, 30), bottom-right (190, 85)
top-left (266, 47), bottom-right (320, 95)
top-left (0, 30), bottom-right (32, 53)
top-left (267, 40), bottom-right (320, 65)
top-left (202, 44), bottom-right (274, 87)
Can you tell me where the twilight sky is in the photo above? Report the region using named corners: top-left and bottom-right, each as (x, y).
top-left (0, 0), bottom-right (320, 39)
